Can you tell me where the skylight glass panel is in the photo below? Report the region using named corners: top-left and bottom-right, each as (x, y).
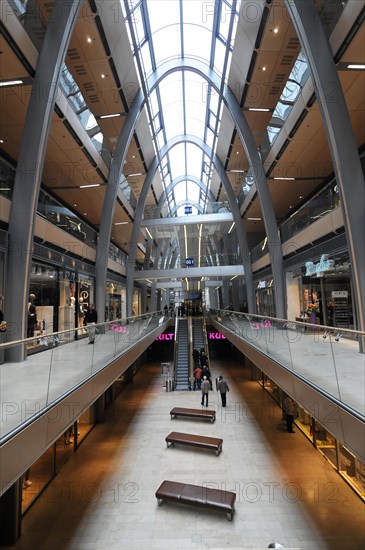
top-left (169, 144), bottom-right (186, 181)
top-left (187, 182), bottom-right (200, 203)
top-left (214, 38), bottom-right (228, 78)
top-left (159, 73), bottom-right (183, 141)
top-left (184, 73), bottom-right (207, 136)
top-left (267, 126), bottom-right (281, 146)
top-left (174, 180), bottom-right (187, 203)
top-left (184, 26), bottom-right (212, 61)
top-left (132, 3), bottom-right (146, 47)
top-left (206, 128), bottom-right (214, 149)
top-left (140, 41), bottom-right (152, 77)
top-left (186, 144), bottom-right (203, 176)
top-left (146, 0), bottom-right (181, 66)
top-left (185, 102), bottom-right (205, 136)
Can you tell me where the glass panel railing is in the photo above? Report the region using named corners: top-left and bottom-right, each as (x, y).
top-left (210, 309), bottom-right (365, 418)
top-left (0, 311), bottom-right (168, 441)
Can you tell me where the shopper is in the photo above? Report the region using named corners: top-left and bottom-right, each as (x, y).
top-left (217, 375), bottom-right (230, 407)
top-left (192, 348), bottom-right (200, 367)
top-left (193, 365), bottom-right (202, 390)
top-left (84, 304), bottom-right (98, 344)
top-left (283, 396), bottom-right (295, 433)
top-left (201, 376), bottom-right (210, 407)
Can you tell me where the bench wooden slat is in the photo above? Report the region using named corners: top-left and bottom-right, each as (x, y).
top-left (170, 407), bottom-right (215, 422)
top-left (165, 431), bottom-right (223, 455)
top-left (155, 480), bottom-right (236, 521)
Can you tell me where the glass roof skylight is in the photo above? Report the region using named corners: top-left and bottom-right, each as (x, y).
top-left (123, 0), bottom-right (241, 216)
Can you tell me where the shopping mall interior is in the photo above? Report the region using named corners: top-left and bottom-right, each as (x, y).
top-left (0, 0), bottom-right (364, 548)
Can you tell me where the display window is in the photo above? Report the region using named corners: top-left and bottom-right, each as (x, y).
top-left (106, 282), bottom-right (125, 321)
top-left (339, 444), bottom-right (365, 499)
top-left (132, 290), bottom-right (141, 316)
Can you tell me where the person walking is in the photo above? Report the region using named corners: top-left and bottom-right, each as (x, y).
top-left (84, 304), bottom-right (98, 344)
top-left (283, 396), bottom-right (295, 433)
top-left (201, 376), bottom-right (210, 407)
top-left (192, 348), bottom-right (200, 368)
top-left (193, 365), bottom-right (202, 390)
top-left (217, 375), bottom-right (230, 407)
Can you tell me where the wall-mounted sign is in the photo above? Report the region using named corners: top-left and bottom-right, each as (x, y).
top-left (156, 333), bottom-right (174, 341)
top-left (332, 291), bottom-right (348, 298)
top-left (305, 254), bottom-right (335, 276)
top-left (208, 332), bottom-right (226, 340)
top-left (186, 258), bottom-right (194, 267)
top-left (184, 206), bottom-right (192, 215)
top-left (257, 280), bottom-right (266, 289)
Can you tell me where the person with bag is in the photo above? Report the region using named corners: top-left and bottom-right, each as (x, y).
top-left (217, 375), bottom-right (230, 407)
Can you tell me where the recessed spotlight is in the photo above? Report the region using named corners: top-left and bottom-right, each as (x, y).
top-left (262, 66), bottom-right (266, 71)
top-left (0, 139), bottom-right (4, 144)
top-left (299, 195), bottom-right (303, 199)
top-left (101, 74), bottom-right (106, 79)
top-left (87, 37), bottom-right (92, 43)
top-left (289, 205), bottom-right (293, 209)
top-left (236, 151), bottom-right (239, 155)
top-left (132, 155), bottom-right (136, 159)
top-left (73, 204), bottom-right (77, 207)
top-left (83, 212), bottom-right (87, 215)
top-left (273, 28), bottom-right (279, 34)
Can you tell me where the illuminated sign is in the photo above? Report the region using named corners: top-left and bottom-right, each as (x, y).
top-left (305, 254), bottom-right (335, 276)
top-left (184, 206), bottom-right (192, 214)
top-left (186, 258), bottom-right (194, 267)
top-left (156, 333), bottom-right (174, 341)
top-left (208, 332), bottom-right (226, 339)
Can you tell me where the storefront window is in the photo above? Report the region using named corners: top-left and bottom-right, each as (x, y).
top-left (314, 421), bottom-right (337, 467)
top-left (106, 282), bottom-right (125, 321)
top-left (339, 444), bottom-right (365, 499)
top-left (27, 262), bottom-right (59, 353)
top-left (296, 406), bottom-right (314, 443)
top-left (21, 445), bottom-right (55, 514)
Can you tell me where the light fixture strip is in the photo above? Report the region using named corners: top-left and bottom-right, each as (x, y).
top-left (184, 225), bottom-right (188, 259)
top-left (99, 113), bottom-right (121, 119)
top-left (145, 228), bottom-right (153, 240)
top-left (228, 222), bottom-right (235, 234)
top-left (273, 177), bottom-right (295, 181)
top-left (79, 183), bottom-right (101, 188)
top-left (0, 79), bottom-right (23, 87)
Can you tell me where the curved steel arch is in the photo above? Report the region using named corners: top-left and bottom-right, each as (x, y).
top-left (155, 174), bottom-right (215, 218)
top-left (96, 58), bottom-right (284, 319)
top-left (125, 134), bottom-right (254, 316)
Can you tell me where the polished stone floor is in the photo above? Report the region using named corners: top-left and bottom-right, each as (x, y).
top-left (6, 359), bottom-right (364, 550)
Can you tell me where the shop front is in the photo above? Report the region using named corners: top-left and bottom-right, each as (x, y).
top-left (106, 281), bottom-right (125, 321)
top-left (255, 277), bottom-right (275, 317)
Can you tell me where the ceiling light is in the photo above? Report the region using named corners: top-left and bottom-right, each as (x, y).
top-left (273, 28), bottom-right (279, 34)
top-left (228, 222), bottom-right (235, 234)
top-left (146, 279), bottom-right (152, 284)
top-left (0, 79), bottom-right (23, 87)
top-left (73, 204), bottom-right (77, 207)
top-left (230, 169), bottom-right (245, 173)
top-left (261, 237), bottom-right (267, 251)
top-left (127, 173), bottom-right (142, 177)
top-left (114, 222), bottom-right (128, 225)
top-left (347, 64), bottom-right (365, 70)
top-left (246, 217), bottom-right (262, 221)
top-left (230, 275), bottom-right (238, 280)
top-left (236, 151), bottom-right (239, 155)
top-left (299, 195), bottom-right (303, 199)
top-left (261, 67), bottom-right (267, 71)
top-left (83, 212), bottom-right (87, 215)
top-left (87, 37), bottom-right (92, 43)
top-left (273, 177), bottom-right (296, 180)
top-left (101, 74), bottom-right (106, 79)
top-left (0, 139), bottom-right (4, 143)
top-left (99, 113), bottom-right (121, 119)
top-left (79, 184), bottom-right (101, 188)
top-left (145, 228), bottom-right (153, 239)
top-left (248, 108), bottom-right (270, 112)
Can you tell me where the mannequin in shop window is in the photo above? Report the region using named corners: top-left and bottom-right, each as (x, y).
top-left (27, 294), bottom-right (37, 338)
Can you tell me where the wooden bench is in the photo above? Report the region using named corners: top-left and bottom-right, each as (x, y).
top-left (170, 407), bottom-right (215, 423)
top-left (165, 431), bottom-right (223, 456)
top-left (155, 480), bottom-right (236, 521)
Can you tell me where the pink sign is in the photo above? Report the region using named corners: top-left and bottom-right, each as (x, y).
top-left (208, 332), bottom-right (226, 339)
top-left (156, 333), bottom-right (174, 341)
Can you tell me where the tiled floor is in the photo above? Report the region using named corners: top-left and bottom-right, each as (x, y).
top-left (8, 359), bottom-right (365, 550)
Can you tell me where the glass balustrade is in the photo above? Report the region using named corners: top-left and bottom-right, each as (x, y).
top-left (211, 309), bottom-right (365, 418)
top-left (0, 311), bottom-right (168, 441)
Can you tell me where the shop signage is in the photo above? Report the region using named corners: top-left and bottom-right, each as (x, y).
top-left (208, 332), bottom-right (226, 339)
top-left (156, 333), bottom-right (174, 341)
top-left (332, 291), bottom-right (348, 298)
top-left (110, 323), bottom-right (127, 333)
top-left (258, 280), bottom-right (266, 288)
top-left (250, 320), bottom-right (272, 330)
top-left (186, 257), bottom-right (194, 266)
top-left (305, 254), bottom-right (335, 276)
top-left (184, 206), bottom-right (192, 214)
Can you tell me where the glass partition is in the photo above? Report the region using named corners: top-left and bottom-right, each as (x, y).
top-left (211, 309), bottom-right (365, 418)
top-left (0, 311), bottom-right (168, 442)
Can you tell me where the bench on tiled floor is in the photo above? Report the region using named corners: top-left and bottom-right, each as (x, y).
top-left (165, 431), bottom-right (223, 455)
top-left (155, 480), bottom-right (236, 521)
top-left (169, 407), bottom-right (215, 422)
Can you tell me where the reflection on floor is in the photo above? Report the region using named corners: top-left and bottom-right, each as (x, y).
top-left (8, 359), bottom-right (365, 550)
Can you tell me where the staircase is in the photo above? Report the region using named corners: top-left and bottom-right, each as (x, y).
top-left (174, 318), bottom-right (190, 390)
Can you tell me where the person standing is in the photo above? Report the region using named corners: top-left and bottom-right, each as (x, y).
top-left (84, 304), bottom-right (98, 344)
top-left (283, 396), bottom-right (295, 433)
top-left (218, 376), bottom-right (230, 407)
top-left (201, 376), bottom-right (210, 407)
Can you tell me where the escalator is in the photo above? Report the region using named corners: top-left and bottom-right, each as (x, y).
top-left (192, 317), bottom-right (205, 355)
top-left (174, 318), bottom-right (190, 390)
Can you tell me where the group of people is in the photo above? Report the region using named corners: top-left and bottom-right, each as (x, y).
top-left (200, 374), bottom-right (230, 408)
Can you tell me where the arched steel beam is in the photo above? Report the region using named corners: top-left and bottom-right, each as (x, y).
top-left (96, 58), bottom-right (284, 320)
top-left (286, 0), bottom-right (365, 334)
top-left (155, 174), bottom-right (215, 217)
top-left (5, 1), bottom-right (83, 353)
